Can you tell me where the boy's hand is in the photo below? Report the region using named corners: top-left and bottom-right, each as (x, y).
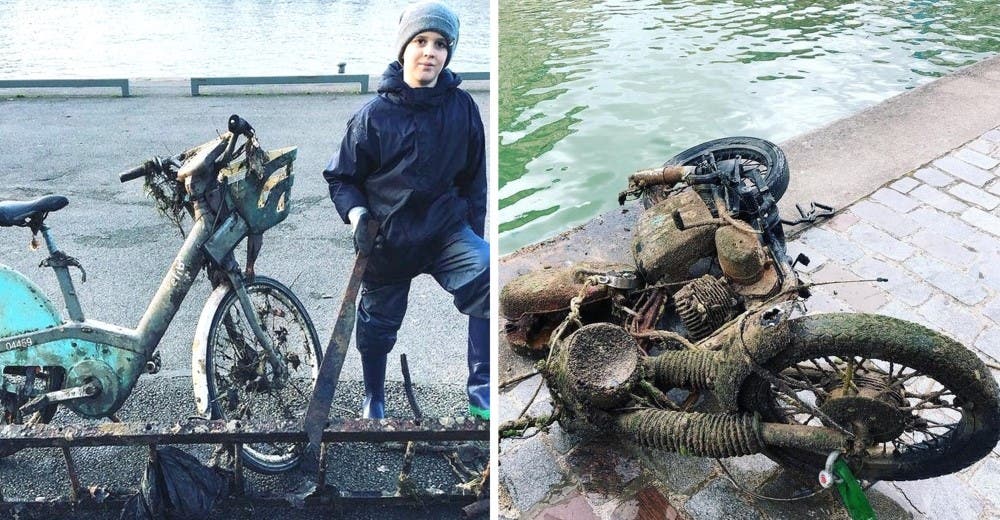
top-left (353, 211), bottom-right (377, 255)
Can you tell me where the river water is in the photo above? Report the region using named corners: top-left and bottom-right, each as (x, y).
top-left (0, 0), bottom-right (489, 78)
top-left (499, 0), bottom-right (1000, 253)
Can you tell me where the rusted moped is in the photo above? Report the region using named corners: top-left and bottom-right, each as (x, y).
top-left (501, 137), bottom-right (1000, 481)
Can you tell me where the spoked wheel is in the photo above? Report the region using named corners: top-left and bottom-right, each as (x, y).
top-left (644, 137), bottom-right (789, 208)
top-left (205, 276), bottom-right (321, 474)
top-left (0, 366), bottom-right (65, 458)
top-left (739, 313), bottom-right (1000, 481)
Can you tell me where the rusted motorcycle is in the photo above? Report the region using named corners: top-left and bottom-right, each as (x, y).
top-left (0, 115), bottom-right (319, 474)
top-left (501, 137), bottom-right (1000, 481)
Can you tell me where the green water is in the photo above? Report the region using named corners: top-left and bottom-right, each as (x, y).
top-left (499, 0), bottom-right (1000, 254)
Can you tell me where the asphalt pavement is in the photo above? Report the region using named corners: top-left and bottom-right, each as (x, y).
top-left (0, 78), bottom-right (490, 517)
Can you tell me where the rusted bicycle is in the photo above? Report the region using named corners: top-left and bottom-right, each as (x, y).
top-left (501, 137), bottom-right (1000, 481)
top-left (0, 115), bottom-right (320, 473)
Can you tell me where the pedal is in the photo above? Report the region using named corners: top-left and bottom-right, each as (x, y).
top-left (18, 381), bottom-right (100, 416)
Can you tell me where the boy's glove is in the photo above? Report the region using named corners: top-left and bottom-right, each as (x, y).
top-left (351, 208), bottom-right (377, 256)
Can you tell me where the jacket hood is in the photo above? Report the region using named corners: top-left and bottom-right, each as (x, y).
top-left (377, 61), bottom-right (462, 108)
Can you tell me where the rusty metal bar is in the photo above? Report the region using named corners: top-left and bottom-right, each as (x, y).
top-left (315, 442), bottom-right (330, 493)
top-left (759, 421), bottom-right (850, 453)
top-left (401, 354), bottom-right (423, 421)
top-left (62, 447), bottom-right (81, 502)
top-left (233, 443), bottom-right (245, 497)
top-left (0, 490), bottom-right (480, 518)
top-left (397, 441), bottom-right (417, 496)
top-left (0, 416), bottom-right (486, 449)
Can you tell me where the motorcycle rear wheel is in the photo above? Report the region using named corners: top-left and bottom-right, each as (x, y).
top-left (643, 137), bottom-right (789, 208)
top-left (204, 276), bottom-right (321, 474)
top-left (739, 313), bottom-right (1000, 481)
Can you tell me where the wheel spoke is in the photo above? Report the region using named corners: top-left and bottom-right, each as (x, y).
top-left (767, 352), bottom-right (981, 464)
top-left (205, 282), bottom-right (320, 472)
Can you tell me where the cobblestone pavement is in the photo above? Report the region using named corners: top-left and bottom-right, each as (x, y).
top-left (498, 126), bottom-right (1000, 519)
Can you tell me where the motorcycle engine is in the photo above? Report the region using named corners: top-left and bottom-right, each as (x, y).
top-left (674, 275), bottom-right (742, 340)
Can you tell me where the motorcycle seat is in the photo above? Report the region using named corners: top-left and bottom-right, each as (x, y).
top-left (0, 195), bottom-right (69, 227)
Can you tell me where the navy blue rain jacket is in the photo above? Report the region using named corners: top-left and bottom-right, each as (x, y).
top-left (323, 62), bottom-right (487, 255)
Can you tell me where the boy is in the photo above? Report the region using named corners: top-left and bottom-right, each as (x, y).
top-left (322, 1), bottom-right (489, 420)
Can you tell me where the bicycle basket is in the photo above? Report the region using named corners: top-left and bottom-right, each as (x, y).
top-left (220, 146), bottom-right (296, 234)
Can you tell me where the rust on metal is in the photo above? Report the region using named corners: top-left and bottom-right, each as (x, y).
top-left (0, 490), bottom-right (482, 518)
top-left (500, 261), bottom-right (631, 320)
top-left (0, 416), bottom-right (487, 450)
top-left (62, 446), bottom-right (81, 502)
top-left (627, 165), bottom-right (689, 191)
top-left (501, 261), bottom-right (632, 354)
top-left (632, 189), bottom-right (718, 284)
top-left (758, 422), bottom-right (849, 453)
top-left (673, 275), bottom-right (741, 340)
top-left (315, 442), bottom-right (330, 494)
top-left (715, 225), bottom-right (765, 284)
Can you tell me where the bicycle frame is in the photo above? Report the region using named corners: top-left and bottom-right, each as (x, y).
top-left (1, 131), bottom-right (283, 420)
top-left (0, 215), bottom-right (222, 417)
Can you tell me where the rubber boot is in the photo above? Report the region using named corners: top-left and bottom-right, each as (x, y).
top-left (467, 316), bottom-right (490, 420)
top-left (361, 352), bottom-right (387, 419)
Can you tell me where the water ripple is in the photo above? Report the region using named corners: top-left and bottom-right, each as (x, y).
top-left (499, 0), bottom-right (1000, 253)
top-left (0, 0), bottom-right (489, 78)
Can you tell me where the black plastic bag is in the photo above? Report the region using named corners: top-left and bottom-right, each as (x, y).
top-left (119, 446), bottom-right (227, 520)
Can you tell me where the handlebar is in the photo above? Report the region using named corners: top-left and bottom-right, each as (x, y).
top-left (118, 161), bottom-right (152, 183)
top-left (228, 114), bottom-right (254, 137)
top-left (117, 114), bottom-right (255, 184)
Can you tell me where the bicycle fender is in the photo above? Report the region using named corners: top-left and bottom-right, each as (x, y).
top-left (0, 264), bottom-right (64, 339)
top-left (191, 283), bottom-right (230, 417)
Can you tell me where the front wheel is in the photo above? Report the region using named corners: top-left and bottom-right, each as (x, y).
top-left (644, 137), bottom-right (789, 208)
top-left (739, 313), bottom-right (1000, 481)
top-left (202, 276), bottom-right (321, 474)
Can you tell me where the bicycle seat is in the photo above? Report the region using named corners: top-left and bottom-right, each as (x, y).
top-left (0, 195), bottom-right (69, 227)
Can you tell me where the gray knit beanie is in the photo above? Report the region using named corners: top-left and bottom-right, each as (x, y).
top-left (396, 1), bottom-right (460, 68)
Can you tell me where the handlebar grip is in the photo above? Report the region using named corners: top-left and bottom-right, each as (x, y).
top-left (119, 161), bottom-right (150, 183)
top-left (228, 114), bottom-right (254, 137)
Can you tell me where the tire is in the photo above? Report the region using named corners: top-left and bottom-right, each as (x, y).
top-left (738, 313), bottom-right (1000, 481)
top-left (0, 367), bottom-right (64, 458)
top-left (204, 276), bottom-right (321, 474)
top-left (643, 137), bottom-right (789, 208)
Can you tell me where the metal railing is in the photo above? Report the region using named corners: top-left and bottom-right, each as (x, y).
top-left (0, 73), bottom-right (490, 98)
top-left (0, 78), bottom-right (129, 97)
top-left (190, 74), bottom-right (371, 96)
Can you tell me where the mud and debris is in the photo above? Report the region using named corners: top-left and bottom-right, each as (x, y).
top-left (500, 141), bottom-right (1000, 491)
top-left (0, 416), bottom-right (486, 449)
